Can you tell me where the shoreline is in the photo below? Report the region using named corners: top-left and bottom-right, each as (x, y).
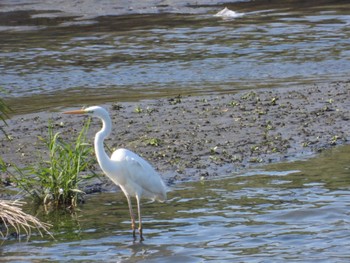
top-left (1, 81), bottom-right (350, 192)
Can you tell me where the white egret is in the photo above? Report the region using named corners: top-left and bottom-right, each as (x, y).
top-left (63, 106), bottom-right (167, 241)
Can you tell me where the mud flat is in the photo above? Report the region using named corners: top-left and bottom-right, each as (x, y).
top-left (1, 81), bottom-right (350, 191)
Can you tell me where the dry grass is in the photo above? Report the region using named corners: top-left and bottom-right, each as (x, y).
top-left (0, 199), bottom-right (52, 242)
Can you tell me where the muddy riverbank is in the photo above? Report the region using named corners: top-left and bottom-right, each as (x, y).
top-left (1, 81), bottom-right (350, 192)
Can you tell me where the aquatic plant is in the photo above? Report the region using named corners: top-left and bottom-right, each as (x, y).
top-left (168, 95), bottom-right (182, 105)
top-left (145, 137), bottom-right (161, 147)
top-left (5, 119), bottom-right (96, 208)
top-left (228, 100), bottom-right (239, 107)
top-left (330, 135), bottom-right (341, 145)
top-left (241, 91), bottom-right (257, 100)
top-left (270, 97), bottom-right (278, 106)
top-left (134, 105), bottom-right (143, 113)
top-left (146, 106), bottom-right (157, 115)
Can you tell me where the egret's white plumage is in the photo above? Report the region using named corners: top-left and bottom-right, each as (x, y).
top-left (64, 106), bottom-right (166, 241)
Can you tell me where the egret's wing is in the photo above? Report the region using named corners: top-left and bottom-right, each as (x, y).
top-left (112, 149), bottom-right (166, 200)
top-left (125, 154), bottom-right (165, 188)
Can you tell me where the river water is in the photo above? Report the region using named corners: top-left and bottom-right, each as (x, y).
top-left (0, 0), bottom-right (349, 114)
top-left (1, 145), bottom-right (350, 262)
top-left (1, 1), bottom-right (350, 261)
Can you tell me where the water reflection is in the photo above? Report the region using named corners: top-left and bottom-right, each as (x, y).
top-left (1, 145), bottom-right (350, 261)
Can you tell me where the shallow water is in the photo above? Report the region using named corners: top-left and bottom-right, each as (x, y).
top-left (1, 0), bottom-right (350, 114)
top-left (1, 145), bottom-right (350, 262)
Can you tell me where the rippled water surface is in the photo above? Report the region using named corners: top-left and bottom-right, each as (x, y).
top-left (1, 145), bottom-right (350, 262)
top-left (0, 0), bottom-right (349, 114)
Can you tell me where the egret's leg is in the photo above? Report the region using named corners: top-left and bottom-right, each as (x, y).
top-left (136, 195), bottom-right (144, 241)
top-left (125, 195), bottom-right (136, 239)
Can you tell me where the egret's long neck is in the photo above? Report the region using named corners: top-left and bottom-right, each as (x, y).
top-left (94, 116), bottom-right (114, 173)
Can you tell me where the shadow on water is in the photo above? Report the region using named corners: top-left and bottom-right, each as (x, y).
top-left (1, 145), bottom-right (350, 261)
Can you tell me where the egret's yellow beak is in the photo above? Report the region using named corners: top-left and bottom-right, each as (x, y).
top-left (63, 109), bottom-right (86, 115)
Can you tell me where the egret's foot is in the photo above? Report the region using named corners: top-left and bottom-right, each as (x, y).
top-left (139, 227), bottom-right (144, 242)
top-left (132, 223), bottom-right (137, 241)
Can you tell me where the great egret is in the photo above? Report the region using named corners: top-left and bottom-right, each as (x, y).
top-left (63, 106), bottom-right (167, 241)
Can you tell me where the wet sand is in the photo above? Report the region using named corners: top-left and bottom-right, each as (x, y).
top-left (1, 81), bottom-right (350, 191)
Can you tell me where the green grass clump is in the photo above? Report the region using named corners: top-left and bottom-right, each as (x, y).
top-left (3, 119), bottom-right (96, 208)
